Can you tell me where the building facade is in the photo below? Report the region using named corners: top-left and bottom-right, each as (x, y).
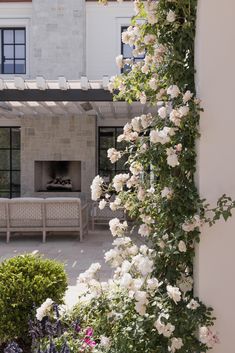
top-left (0, 0), bottom-right (151, 199)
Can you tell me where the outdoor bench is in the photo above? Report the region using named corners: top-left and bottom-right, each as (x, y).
top-left (0, 197), bottom-right (89, 243)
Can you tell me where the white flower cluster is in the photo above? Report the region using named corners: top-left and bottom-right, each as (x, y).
top-left (36, 298), bottom-right (54, 321)
top-left (109, 218), bottom-right (128, 237)
top-left (91, 175), bottom-right (104, 201)
top-left (199, 326), bottom-right (219, 348)
top-left (182, 214), bottom-right (202, 232)
top-left (107, 148), bottom-right (121, 164)
top-left (150, 127), bottom-right (175, 145)
top-left (113, 173), bottom-right (130, 192)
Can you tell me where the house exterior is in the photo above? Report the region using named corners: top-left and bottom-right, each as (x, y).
top-left (0, 1), bottom-right (235, 352)
top-left (0, 0), bottom-right (154, 199)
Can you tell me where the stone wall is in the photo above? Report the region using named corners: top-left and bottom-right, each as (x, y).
top-left (30, 0), bottom-right (86, 79)
top-left (21, 114), bottom-right (96, 198)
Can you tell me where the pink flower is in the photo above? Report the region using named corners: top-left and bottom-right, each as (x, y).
top-left (85, 327), bottom-right (94, 337)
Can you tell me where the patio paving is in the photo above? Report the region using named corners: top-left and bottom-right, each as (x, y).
top-left (0, 226), bottom-right (114, 286)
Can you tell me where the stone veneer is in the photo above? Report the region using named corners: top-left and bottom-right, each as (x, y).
top-left (21, 114), bottom-right (96, 198)
top-left (30, 0), bottom-right (86, 79)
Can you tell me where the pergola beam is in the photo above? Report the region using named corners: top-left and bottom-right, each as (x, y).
top-left (0, 89), bottom-right (114, 102)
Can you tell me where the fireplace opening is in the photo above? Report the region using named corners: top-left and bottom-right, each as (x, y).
top-left (35, 161), bottom-right (81, 192)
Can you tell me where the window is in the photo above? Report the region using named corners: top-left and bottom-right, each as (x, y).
top-left (0, 127), bottom-right (21, 198)
top-left (121, 26), bottom-right (145, 73)
top-left (0, 28), bottom-right (26, 74)
top-left (98, 127), bottom-right (128, 182)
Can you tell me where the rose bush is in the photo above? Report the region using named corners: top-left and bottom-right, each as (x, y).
top-left (82, 0), bottom-right (235, 352)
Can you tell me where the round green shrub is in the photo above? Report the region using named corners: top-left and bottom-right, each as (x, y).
top-left (0, 254), bottom-right (68, 344)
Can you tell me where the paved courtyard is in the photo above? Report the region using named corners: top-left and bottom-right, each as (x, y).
top-left (0, 227), bottom-right (114, 285)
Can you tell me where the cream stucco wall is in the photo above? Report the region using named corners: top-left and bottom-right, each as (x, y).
top-left (195, 1), bottom-right (235, 352)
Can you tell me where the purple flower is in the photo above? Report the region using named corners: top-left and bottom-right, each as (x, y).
top-left (85, 327), bottom-right (93, 337)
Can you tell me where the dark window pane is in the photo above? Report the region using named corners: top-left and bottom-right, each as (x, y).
top-left (12, 150), bottom-right (20, 170)
top-left (12, 171), bottom-right (20, 191)
top-left (15, 30), bottom-right (25, 44)
top-left (0, 150), bottom-right (10, 170)
top-left (15, 60), bottom-right (25, 74)
top-left (0, 128), bottom-right (10, 148)
top-left (12, 128), bottom-right (20, 149)
top-left (3, 30), bottom-right (13, 44)
top-left (12, 192), bottom-right (20, 198)
top-left (3, 45), bottom-right (14, 59)
top-left (99, 149), bottom-right (113, 172)
top-left (0, 171), bottom-right (10, 191)
top-left (15, 45), bottom-right (25, 59)
top-left (99, 128), bottom-right (115, 148)
top-left (0, 192), bottom-right (10, 198)
top-left (3, 60), bottom-right (14, 74)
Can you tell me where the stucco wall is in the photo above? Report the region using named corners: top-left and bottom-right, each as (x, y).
top-left (195, 1), bottom-right (235, 352)
top-left (86, 2), bottom-right (134, 79)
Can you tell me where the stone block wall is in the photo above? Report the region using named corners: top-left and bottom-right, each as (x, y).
top-left (30, 0), bottom-right (86, 79)
top-left (21, 114), bottom-right (96, 198)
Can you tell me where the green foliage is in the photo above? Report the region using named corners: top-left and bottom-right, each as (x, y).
top-left (0, 254), bottom-right (67, 344)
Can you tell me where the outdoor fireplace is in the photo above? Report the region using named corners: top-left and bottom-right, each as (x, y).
top-left (35, 161), bottom-right (81, 192)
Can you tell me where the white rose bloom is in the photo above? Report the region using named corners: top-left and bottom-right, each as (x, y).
top-left (139, 92), bottom-right (147, 104)
top-left (100, 336), bottom-right (111, 348)
top-left (144, 34), bottom-right (157, 45)
top-left (166, 148), bottom-right (179, 167)
top-left (137, 187), bottom-right (146, 201)
top-left (126, 175), bottom-right (139, 188)
top-left (36, 298), bottom-right (54, 321)
top-left (199, 327), bottom-right (219, 348)
top-left (113, 173), bottom-right (129, 192)
top-left (133, 254), bottom-right (154, 276)
top-left (135, 290), bottom-right (148, 304)
top-left (167, 285), bottom-right (181, 304)
top-left (150, 127), bottom-right (171, 145)
top-left (107, 148), bottom-right (121, 164)
top-left (141, 64), bottom-right (149, 74)
top-left (167, 85), bottom-right (180, 99)
top-left (178, 240), bottom-right (187, 252)
top-left (121, 260), bottom-right (132, 273)
top-left (178, 105), bottom-right (189, 117)
top-left (183, 90), bottom-right (193, 104)
top-left (91, 175), bottom-right (104, 201)
top-left (167, 10), bottom-right (176, 23)
top-left (109, 218), bottom-right (128, 237)
top-left (120, 272), bottom-right (133, 289)
top-left (99, 199), bottom-right (107, 210)
top-left (169, 337), bottom-right (183, 353)
top-left (131, 116), bottom-right (142, 132)
top-left (147, 13), bottom-right (158, 25)
top-left (149, 77), bottom-right (158, 90)
top-left (161, 187), bottom-right (173, 199)
top-left (187, 299), bottom-right (200, 310)
top-left (128, 244), bottom-right (139, 256)
top-left (138, 224), bottom-right (151, 237)
top-left (104, 249), bottom-right (121, 267)
top-left (154, 314), bottom-right (175, 337)
top-left (141, 113), bottom-right (153, 129)
top-left (169, 109), bottom-right (181, 126)
top-left (177, 274), bottom-right (193, 293)
top-left (135, 301), bottom-right (147, 316)
top-left (130, 161), bottom-right (143, 175)
top-left (116, 54), bottom-right (124, 68)
top-left (158, 106), bottom-right (167, 119)
top-left (147, 278), bottom-right (162, 292)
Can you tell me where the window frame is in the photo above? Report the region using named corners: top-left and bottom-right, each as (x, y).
top-left (121, 25), bottom-right (145, 73)
top-left (0, 126), bottom-right (21, 198)
top-left (0, 27), bottom-right (26, 75)
top-left (98, 126), bottom-right (127, 180)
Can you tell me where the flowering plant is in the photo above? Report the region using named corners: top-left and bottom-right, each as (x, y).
top-left (28, 299), bottom-right (99, 353)
top-left (82, 0), bottom-right (235, 352)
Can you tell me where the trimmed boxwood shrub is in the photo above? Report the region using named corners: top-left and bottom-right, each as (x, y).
top-left (0, 254), bottom-right (67, 345)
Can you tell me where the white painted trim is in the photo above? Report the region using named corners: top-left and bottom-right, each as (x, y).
top-left (0, 18), bottom-right (31, 78)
